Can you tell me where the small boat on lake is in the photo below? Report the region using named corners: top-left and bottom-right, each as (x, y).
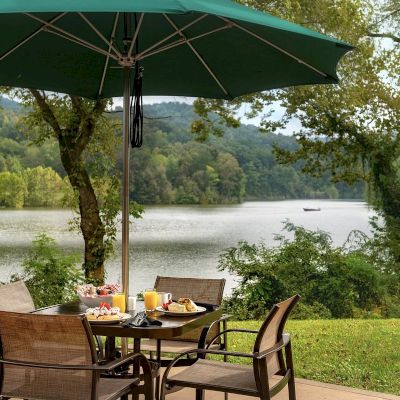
top-left (303, 207), bottom-right (321, 212)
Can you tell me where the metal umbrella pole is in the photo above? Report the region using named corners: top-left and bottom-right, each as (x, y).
top-left (122, 66), bottom-right (131, 306)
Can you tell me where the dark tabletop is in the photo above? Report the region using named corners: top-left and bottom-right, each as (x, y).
top-left (34, 301), bottom-right (223, 339)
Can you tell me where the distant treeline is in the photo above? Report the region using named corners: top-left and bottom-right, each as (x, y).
top-left (0, 98), bottom-right (364, 207)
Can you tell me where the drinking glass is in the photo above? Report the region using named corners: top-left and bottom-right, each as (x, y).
top-left (112, 293), bottom-right (126, 313)
top-left (144, 288), bottom-right (158, 312)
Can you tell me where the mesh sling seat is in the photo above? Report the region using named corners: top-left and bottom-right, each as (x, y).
top-left (161, 294), bottom-right (301, 400)
top-left (0, 281), bottom-right (35, 312)
top-left (0, 312), bottom-right (153, 400)
top-left (0, 281), bottom-right (107, 361)
top-left (140, 276), bottom-right (228, 366)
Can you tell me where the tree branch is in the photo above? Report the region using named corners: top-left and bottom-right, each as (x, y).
top-left (367, 32), bottom-right (400, 43)
top-left (29, 89), bottom-right (62, 136)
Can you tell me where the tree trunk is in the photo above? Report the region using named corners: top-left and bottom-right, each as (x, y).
top-left (28, 90), bottom-right (108, 284)
top-left (59, 133), bottom-right (106, 284)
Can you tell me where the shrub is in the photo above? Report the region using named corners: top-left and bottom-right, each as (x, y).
top-left (17, 233), bottom-right (83, 308)
top-left (290, 302), bottom-right (332, 320)
top-left (219, 222), bottom-right (396, 320)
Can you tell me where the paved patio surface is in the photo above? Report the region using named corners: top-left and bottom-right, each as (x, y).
top-left (156, 373), bottom-right (400, 400)
top-left (8, 371), bottom-right (400, 400)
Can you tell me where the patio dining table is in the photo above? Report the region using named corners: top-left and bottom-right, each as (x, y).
top-left (33, 300), bottom-right (223, 356)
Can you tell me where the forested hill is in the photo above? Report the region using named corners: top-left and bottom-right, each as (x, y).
top-left (0, 98), bottom-right (363, 207)
top-left (129, 102), bottom-right (363, 203)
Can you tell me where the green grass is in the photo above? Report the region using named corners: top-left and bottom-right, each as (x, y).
top-left (224, 319), bottom-right (400, 396)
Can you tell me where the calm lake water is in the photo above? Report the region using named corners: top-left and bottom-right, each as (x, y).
top-left (0, 200), bottom-right (374, 295)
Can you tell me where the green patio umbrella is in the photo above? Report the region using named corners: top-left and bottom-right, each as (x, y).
top-left (0, 0), bottom-right (352, 302)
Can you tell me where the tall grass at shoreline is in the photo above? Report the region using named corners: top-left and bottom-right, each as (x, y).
top-left (226, 319), bottom-right (400, 395)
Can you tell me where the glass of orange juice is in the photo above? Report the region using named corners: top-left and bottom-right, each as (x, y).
top-left (144, 288), bottom-right (158, 312)
top-left (112, 293), bottom-right (126, 313)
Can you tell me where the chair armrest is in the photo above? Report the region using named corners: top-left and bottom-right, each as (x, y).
top-left (254, 334), bottom-right (291, 359)
top-left (197, 314), bottom-right (231, 349)
top-left (206, 328), bottom-right (258, 348)
top-left (0, 352), bottom-right (150, 373)
top-left (97, 352), bottom-right (150, 372)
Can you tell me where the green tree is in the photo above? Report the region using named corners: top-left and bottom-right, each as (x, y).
top-left (0, 171), bottom-right (26, 208)
top-left (24, 166), bottom-right (63, 207)
top-left (19, 234), bottom-right (83, 308)
top-left (1, 89), bottom-right (130, 284)
top-left (191, 0), bottom-right (400, 265)
top-left (214, 152), bottom-right (245, 202)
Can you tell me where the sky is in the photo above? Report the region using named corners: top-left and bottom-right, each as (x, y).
top-left (115, 95), bottom-right (301, 135)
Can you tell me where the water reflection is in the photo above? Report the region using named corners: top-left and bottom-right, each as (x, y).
top-left (0, 200), bottom-right (374, 294)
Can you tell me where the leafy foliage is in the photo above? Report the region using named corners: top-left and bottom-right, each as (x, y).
top-left (191, 0), bottom-right (400, 270)
top-left (0, 99), bottom-right (364, 205)
top-left (220, 222), bottom-right (395, 319)
top-left (16, 234), bottom-right (83, 308)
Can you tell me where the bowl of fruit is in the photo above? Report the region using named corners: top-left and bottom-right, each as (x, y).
top-left (77, 283), bottom-right (120, 308)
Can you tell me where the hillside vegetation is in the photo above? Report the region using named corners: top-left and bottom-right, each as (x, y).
top-left (0, 97), bottom-right (363, 207)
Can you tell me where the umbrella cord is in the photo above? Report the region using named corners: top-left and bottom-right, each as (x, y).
top-left (130, 65), bottom-right (144, 148)
top-left (130, 12), bottom-right (143, 148)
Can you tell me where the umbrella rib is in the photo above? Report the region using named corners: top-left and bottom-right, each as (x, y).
top-left (136, 14), bottom-right (208, 60)
top-left (78, 12), bottom-right (122, 58)
top-left (219, 16), bottom-right (328, 79)
top-left (98, 12), bottom-right (120, 97)
top-left (24, 13), bottom-right (119, 61)
top-left (138, 24), bottom-right (232, 61)
top-left (163, 14), bottom-right (231, 99)
top-left (0, 13), bottom-right (67, 62)
top-left (128, 13), bottom-right (145, 58)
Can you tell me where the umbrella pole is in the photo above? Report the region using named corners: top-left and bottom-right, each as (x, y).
top-left (122, 66), bottom-right (130, 306)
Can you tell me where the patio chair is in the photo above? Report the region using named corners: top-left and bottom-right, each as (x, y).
top-left (0, 280), bottom-right (35, 312)
top-left (141, 276), bottom-right (229, 367)
top-left (161, 294), bottom-right (301, 400)
top-left (0, 311), bottom-right (153, 400)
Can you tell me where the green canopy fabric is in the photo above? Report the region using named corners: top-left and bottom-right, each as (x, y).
top-left (0, 0), bottom-right (352, 99)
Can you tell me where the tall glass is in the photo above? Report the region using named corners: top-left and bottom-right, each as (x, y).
top-left (112, 293), bottom-right (126, 313)
top-left (144, 288), bottom-right (158, 312)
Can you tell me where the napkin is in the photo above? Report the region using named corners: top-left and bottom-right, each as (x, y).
top-left (122, 312), bottom-right (162, 328)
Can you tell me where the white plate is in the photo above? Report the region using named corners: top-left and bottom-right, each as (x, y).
top-left (155, 306), bottom-right (207, 316)
top-left (87, 313), bottom-right (131, 324)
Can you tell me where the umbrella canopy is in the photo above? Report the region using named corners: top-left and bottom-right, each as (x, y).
top-left (0, 0), bottom-right (352, 100)
top-left (0, 0), bottom-right (352, 301)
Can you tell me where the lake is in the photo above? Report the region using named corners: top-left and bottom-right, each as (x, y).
top-left (0, 200), bottom-right (374, 295)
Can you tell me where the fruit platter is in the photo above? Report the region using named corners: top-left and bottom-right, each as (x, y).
top-left (77, 283), bottom-right (120, 307)
top-left (156, 297), bottom-right (206, 316)
top-left (85, 302), bottom-right (131, 324)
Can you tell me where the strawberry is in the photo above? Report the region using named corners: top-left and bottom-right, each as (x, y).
top-left (99, 302), bottom-right (111, 310)
top-left (99, 289), bottom-right (109, 296)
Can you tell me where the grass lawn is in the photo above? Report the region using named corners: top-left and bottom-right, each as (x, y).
top-left (224, 319), bottom-right (400, 396)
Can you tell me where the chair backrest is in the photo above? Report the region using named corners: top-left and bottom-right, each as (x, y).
top-left (0, 312), bottom-right (97, 400)
top-left (254, 294), bottom-right (300, 377)
top-left (155, 276), bottom-right (225, 305)
top-left (0, 281), bottom-right (35, 312)
top-left (154, 276), bottom-right (225, 342)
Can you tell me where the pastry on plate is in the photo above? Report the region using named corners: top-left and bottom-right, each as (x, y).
top-left (167, 302), bottom-right (187, 313)
top-left (85, 303), bottom-right (121, 321)
top-left (178, 298), bottom-right (198, 312)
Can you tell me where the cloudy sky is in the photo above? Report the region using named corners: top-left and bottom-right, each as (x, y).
top-left (116, 95), bottom-right (301, 135)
